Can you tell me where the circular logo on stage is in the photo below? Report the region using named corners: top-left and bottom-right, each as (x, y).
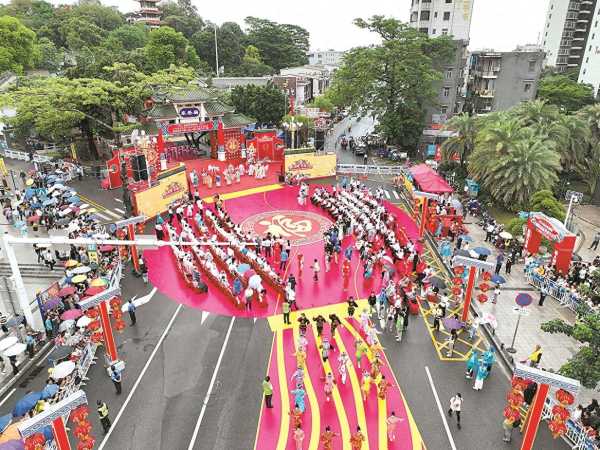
top-left (241, 210), bottom-right (333, 246)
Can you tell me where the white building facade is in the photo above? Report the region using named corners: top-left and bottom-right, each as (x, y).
top-left (578, 1), bottom-right (600, 96)
top-left (307, 50), bottom-right (345, 66)
top-left (409, 0), bottom-right (475, 40)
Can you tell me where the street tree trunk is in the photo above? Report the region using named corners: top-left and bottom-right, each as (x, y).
top-left (81, 118), bottom-right (100, 160)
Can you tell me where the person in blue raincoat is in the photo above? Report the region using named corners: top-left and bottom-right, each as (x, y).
top-left (233, 277), bottom-right (242, 297)
top-left (439, 240), bottom-right (452, 265)
top-left (483, 347), bottom-right (496, 373)
top-left (465, 351), bottom-right (479, 379)
top-left (291, 386), bottom-right (306, 413)
top-left (473, 357), bottom-right (489, 391)
top-left (155, 215), bottom-right (165, 240)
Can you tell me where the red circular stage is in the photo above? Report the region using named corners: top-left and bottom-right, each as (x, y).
top-left (144, 185), bottom-right (421, 318)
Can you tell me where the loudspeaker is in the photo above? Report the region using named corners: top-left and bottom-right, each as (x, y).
top-left (315, 130), bottom-right (325, 151)
top-left (131, 155), bottom-right (148, 181)
top-left (278, 175), bottom-right (285, 182)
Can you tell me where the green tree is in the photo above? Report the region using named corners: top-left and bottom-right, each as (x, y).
top-left (227, 44), bottom-right (273, 76)
top-left (244, 17), bottom-right (309, 71)
top-left (577, 104), bottom-right (600, 205)
top-left (542, 312), bottom-right (600, 389)
top-left (0, 0), bottom-right (55, 32)
top-left (191, 22), bottom-right (245, 75)
top-left (328, 17), bottom-right (453, 149)
top-left (34, 36), bottom-right (63, 72)
top-left (468, 134), bottom-right (562, 209)
top-left (143, 26), bottom-right (203, 72)
top-left (69, 3), bottom-right (124, 32)
top-left (230, 83), bottom-right (285, 125)
top-left (105, 24), bottom-right (148, 51)
top-left (537, 73), bottom-right (595, 113)
top-left (159, 0), bottom-right (204, 39)
top-left (529, 190), bottom-right (566, 221)
top-left (0, 15), bottom-right (37, 74)
top-left (440, 113), bottom-right (478, 169)
top-left (309, 95), bottom-right (334, 112)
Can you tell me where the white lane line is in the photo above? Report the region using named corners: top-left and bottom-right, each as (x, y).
top-left (425, 366), bottom-right (457, 450)
top-left (95, 212), bottom-right (111, 221)
top-left (392, 191), bottom-right (399, 199)
top-left (98, 303), bottom-right (183, 450)
top-left (115, 198), bottom-right (123, 203)
top-left (114, 208), bottom-right (125, 215)
top-left (0, 388), bottom-right (16, 408)
top-left (187, 316), bottom-right (236, 450)
top-left (201, 311), bottom-right (209, 325)
top-left (384, 190), bottom-right (391, 199)
top-left (104, 209), bottom-right (121, 219)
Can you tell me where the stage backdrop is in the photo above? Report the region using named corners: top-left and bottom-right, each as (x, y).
top-left (133, 170), bottom-right (189, 217)
top-left (284, 152), bottom-right (337, 179)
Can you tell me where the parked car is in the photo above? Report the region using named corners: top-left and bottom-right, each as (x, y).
top-left (354, 143), bottom-right (367, 156)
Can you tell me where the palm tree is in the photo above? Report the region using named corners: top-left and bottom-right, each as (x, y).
top-left (440, 113), bottom-right (478, 169)
top-left (577, 105), bottom-right (600, 204)
top-left (551, 114), bottom-right (590, 173)
top-left (469, 136), bottom-right (562, 209)
top-left (477, 114), bottom-right (525, 155)
top-left (513, 99), bottom-right (560, 127)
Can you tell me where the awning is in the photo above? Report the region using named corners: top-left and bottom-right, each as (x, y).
top-left (409, 164), bottom-right (453, 194)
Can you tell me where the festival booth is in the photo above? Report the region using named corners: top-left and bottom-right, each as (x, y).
top-left (524, 212), bottom-right (576, 274)
top-left (409, 164), bottom-right (453, 194)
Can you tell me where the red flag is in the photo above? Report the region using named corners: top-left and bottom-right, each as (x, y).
top-left (157, 130), bottom-right (165, 154)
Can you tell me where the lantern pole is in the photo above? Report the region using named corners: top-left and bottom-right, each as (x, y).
top-left (452, 255), bottom-right (495, 323)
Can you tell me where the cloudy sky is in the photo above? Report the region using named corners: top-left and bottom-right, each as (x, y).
top-left (39, 0), bottom-right (550, 51)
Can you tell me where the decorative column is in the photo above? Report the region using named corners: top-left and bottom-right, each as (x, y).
top-left (412, 191), bottom-right (440, 239)
top-left (114, 216), bottom-right (146, 274)
top-left (52, 416), bottom-right (70, 450)
top-left (452, 255), bottom-right (495, 323)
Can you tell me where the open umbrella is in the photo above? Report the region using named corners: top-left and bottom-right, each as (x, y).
top-left (76, 315), bottom-right (92, 328)
top-left (98, 245), bottom-right (115, 253)
top-left (42, 198), bottom-right (57, 206)
top-left (85, 286), bottom-right (105, 296)
top-left (0, 337), bottom-right (18, 352)
top-left (499, 231), bottom-right (513, 240)
top-left (491, 274), bottom-right (506, 284)
top-left (52, 361), bottom-right (75, 379)
top-left (0, 414), bottom-right (12, 433)
top-left (71, 274), bottom-right (87, 284)
top-left (473, 247), bottom-right (491, 256)
top-left (64, 260), bottom-right (79, 268)
top-left (248, 274), bottom-right (263, 290)
top-left (12, 392), bottom-right (42, 417)
top-left (42, 297), bottom-right (62, 311)
top-left (90, 278), bottom-right (107, 287)
top-left (442, 317), bottom-right (464, 331)
top-left (61, 191), bottom-right (74, 198)
top-left (58, 208), bottom-right (72, 217)
top-left (5, 316), bottom-right (24, 328)
top-left (60, 309), bottom-right (82, 321)
top-left (26, 215), bottom-right (40, 223)
top-left (40, 384), bottom-right (59, 400)
top-left (243, 269), bottom-right (256, 280)
top-left (428, 276), bottom-right (447, 290)
top-left (236, 264), bottom-right (251, 275)
top-left (58, 286), bottom-right (75, 297)
top-left (71, 266), bottom-right (91, 275)
top-left (25, 179), bottom-right (33, 187)
top-left (0, 440), bottom-right (25, 450)
top-left (58, 320), bottom-right (74, 332)
top-left (459, 235), bottom-right (474, 243)
top-left (46, 346), bottom-right (74, 364)
top-left (67, 196), bottom-right (80, 204)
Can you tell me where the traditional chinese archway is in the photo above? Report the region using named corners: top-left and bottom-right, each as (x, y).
top-left (452, 255), bottom-right (495, 322)
top-left (524, 212), bottom-right (576, 274)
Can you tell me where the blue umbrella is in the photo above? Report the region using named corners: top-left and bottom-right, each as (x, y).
top-left (24, 188), bottom-right (35, 199)
top-left (0, 413), bottom-right (12, 433)
top-left (41, 425), bottom-right (54, 442)
top-left (236, 263), bottom-right (251, 275)
top-left (473, 247), bottom-right (491, 256)
top-left (459, 235), bottom-right (474, 242)
top-left (12, 391), bottom-right (42, 417)
top-left (43, 198), bottom-right (57, 206)
top-left (40, 384), bottom-right (59, 399)
top-left (62, 191), bottom-right (74, 198)
top-left (67, 196), bottom-right (80, 204)
top-left (6, 315), bottom-right (24, 327)
top-left (491, 274), bottom-right (506, 284)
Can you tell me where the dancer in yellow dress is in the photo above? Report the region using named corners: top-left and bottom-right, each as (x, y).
top-left (294, 347), bottom-right (307, 368)
top-left (361, 370), bottom-right (372, 401)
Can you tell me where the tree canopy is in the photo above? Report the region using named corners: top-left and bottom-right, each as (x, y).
top-left (327, 16), bottom-right (454, 149)
top-left (229, 83), bottom-right (286, 126)
top-left (537, 73), bottom-right (596, 113)
top-left (0, 15), bottom-right (37, 74)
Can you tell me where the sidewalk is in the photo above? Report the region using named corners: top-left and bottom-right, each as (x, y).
top-left (461, 219), bottom-right (595, 403)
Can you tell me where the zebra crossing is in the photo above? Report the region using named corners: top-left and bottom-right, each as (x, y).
top-left (77, 195), bottom-right (127, 222)
top-left (381, 188), bottom-right (400, 202)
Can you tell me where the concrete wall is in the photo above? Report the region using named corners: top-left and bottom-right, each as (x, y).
top-left (493, 51), bottom-right (545, 111)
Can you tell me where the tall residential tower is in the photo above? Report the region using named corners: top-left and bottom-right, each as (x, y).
top-left (409, 0), bottom-right (475, 40)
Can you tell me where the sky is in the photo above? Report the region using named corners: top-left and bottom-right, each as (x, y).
top-left (36, 0), bottom-right (550, 52)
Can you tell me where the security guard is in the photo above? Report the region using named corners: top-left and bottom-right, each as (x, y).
top-left (97, 400), bottom-right (111, 434)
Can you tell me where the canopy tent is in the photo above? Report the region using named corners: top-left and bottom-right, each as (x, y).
top-left (409, 164), bottom-right (453, 194)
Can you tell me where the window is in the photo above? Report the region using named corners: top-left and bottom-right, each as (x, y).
top-left (587, 57), bottom-right (590, 63)
top-left (443, 11), bottom-right (451, 20)
top-left (596, 21), bottom-right (598, 27)
top-left (524, 83), bottom-right (532, 93)
top-left (583, 68), bottom-right (587, 75)
top-left (593, 33), bottom-right (596, 40)
top-left (446, 0), bottom-right (452, 3)
top-left (432, 29), bottom-right (436, 34)
top-left (528, 60), bottom-right (537, 71)
top-left (445, 68), bottom-right (453, 79)
top-left (440, 105), bottom-right (448, 114)
top-left (442, 87), bottom-right (450, 97)
top-left (434, 11), bottom-right (438, 18)
top-left (549, 13), bottom-right (552, 19)
top-left (551, 3), bottom-right (553, 9)
top-left (420, 10), bottom-right (430, 20)
top-left (543, 40), bottom-right (546, 45)
top-left (442, 28), bottom-right (448, 35)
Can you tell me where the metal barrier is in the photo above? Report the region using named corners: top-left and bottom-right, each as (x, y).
top-left (524, 270), bottom-right (590, 314)
top-left (543, 397), bottom-right (599, 450)
top-left (336, 164), bottom-right (408, 176)
top-left (1, 148), bottom-right (53, 163)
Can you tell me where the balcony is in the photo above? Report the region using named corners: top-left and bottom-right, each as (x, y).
top-left (575, 27), bottom-right (588, 32)
top-left (573, 35), bottom-right (585, 40)
top-left (476, 90), bottom-right (495, 98)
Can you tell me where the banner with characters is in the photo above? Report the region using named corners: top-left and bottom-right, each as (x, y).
top-left (284, 153), bottom-right (337, 180)
top-left (133, 170), bottom-right (189, 217)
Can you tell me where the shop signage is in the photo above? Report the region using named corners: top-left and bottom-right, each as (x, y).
top-left (166, 121), bottom-right (214, 134)
top-left (530, 213), bottom-right (565, 242)
top-left (179, 107), bottom-right (200, 118)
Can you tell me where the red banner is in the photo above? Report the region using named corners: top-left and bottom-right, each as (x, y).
top-left (166, 121), bottom-right (214, 134)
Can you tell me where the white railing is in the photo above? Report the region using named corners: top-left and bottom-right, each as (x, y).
top-left (543, 397), bottom-right (599, 450)
top-left (336, 164), bottom-right (408, 176)
top-left (1, 148), bottom-right (53, 163)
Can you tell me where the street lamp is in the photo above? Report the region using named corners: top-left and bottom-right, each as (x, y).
top-left (283, 118), bottom-right (303, 149)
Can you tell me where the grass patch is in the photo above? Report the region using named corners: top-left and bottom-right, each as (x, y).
top-left (488, 205), bottom-right (516, 226)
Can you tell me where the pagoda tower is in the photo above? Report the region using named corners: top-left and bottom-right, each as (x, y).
top-left (135, 0), bottom-right (161, 28)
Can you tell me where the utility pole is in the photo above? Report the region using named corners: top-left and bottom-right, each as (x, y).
top-left (214, 24), bottom-right (220, 77)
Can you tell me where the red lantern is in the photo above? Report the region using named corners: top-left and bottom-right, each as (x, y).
top-left (115, 319), bottom-right (126, 332)
top-left (74, 422), bottom-right (92, 439)
top-left (25, 433), bottom-right (45, 450)
top-left (71, 406), bottom-right (89, 424)
top-left (477, 293), bottom-right (488, 303)
top-left (110, 297), bottom-right (122, 310)
top-left (503, 406), bottom-right (520, 421)
top-left (548, 419), bottom-right (567, 438)
top-left (85, 308), bottom-right (99, 319)
top-left (452, 277), bottom-right (463, 285)
top-left (479, 283), bottom-right (490, 292)
top-left (555, 389), bottom-right (575, 406)
top-left (451, 286), bottom-right (462, 296)
top-left (552, 405), bottom-right (570, 421)
top-left (88, 320), bottom-right (101, 331)
top-left (482, 271), bottom-right (492, 281)
top-left (453, 266), bottom-right (465, 275)
top-left (77, 437), bottom-right (96, 450)
top-left (507, 391), bottom-right (524, 407)
top-left (511, 377), bottom-right (528, 390)
top-left (112, 309), bottom-right (123, 320)
top-left (91, 332), bottom-right (103, 343)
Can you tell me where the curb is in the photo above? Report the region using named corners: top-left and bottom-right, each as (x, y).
top-left (0, 341), bottom-right (53, 399)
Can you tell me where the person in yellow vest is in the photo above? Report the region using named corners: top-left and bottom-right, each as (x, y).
top-left (97, 400), bottom-right (111, 434)
top-left (527, 345), bottom-right (543, 368)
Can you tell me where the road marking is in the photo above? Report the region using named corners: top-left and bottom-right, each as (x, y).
top-left (392, 191), bottom-right (399, 200)
top-left (0, 388), bottom-right (16, 408)
top-left (98, 303), bottom-right (183, 450)
top-left (384, 190), bottom-right (390, 199)
top-left (425, 366), bottom-right (457, 450)
top-left (187, 316), bottom-right (236, 450)
top-left (114, 208), bottom-right (125, 215)
top-left (104, 209), bottom-right (121, 219)
top-left (275, 330), bottom-right (291, 450)
top-left (201, 311), bottom-right (209, 325)
top-left (94, 212), bottom-right (111, 221)
top-left (115, 198), bottom-right (123, 203)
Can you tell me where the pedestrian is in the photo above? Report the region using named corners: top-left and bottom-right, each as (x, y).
top-left (526, 344), bottom-right (543, 368)
top-left (432, 305), bottom-right (442, 332)
top-left (110, 365), bottom-right (122, 395)
top-left (126, 300), bottom-right (136, 326)
top-left (538, 285), bottom-right (548, 306)
top-left (350, 425), bottom-right (365, 449)
top-left (245, 287), bottom-right (254, 311)
top-left (386, 411), bottom-right (403, 442)
top-left (473, 358), bottom-right (489, 391)
top-left (297, 253), bottom-right (304, 275)
top-left (505, 255), bottom-right (513, 274)
top-left (8, 355), bottom-right (18, 375)
top-left (448, 393), bottom-right (463, 429)
top-left (491, 286), bottom-right (501, 304)
top-left (338, 352), bottom-right (349, 385)
top-left (465, 351), bottom-right (479, 379)
top-left (589, 231), bottom-right (600, 251)
top-left (288, 274), bottom-right (297, 292)
top-left (280, 249), bottom-right (288, 271)
top-left (262, 376), bottom-right (273, 408)
top-left (310, 259), bottom-right (320, 281)
top-left (291, 386), bottom-right (306, 413)
top-left (140, 258), bottom-right (148, 283)
top-left (347, 296), bottom-right (358, 317)
top-left (502, 416), bottom-right (520, 442)
top-left (324, 372), bottom-right (335, 402)
top-left (26, 333), bottom-right (35, 358)
top-left (97, 400), bottom-right (111, 434)
top-left (320, 425), bottom-right (339, 450)
top-left (495, 253), bottom-right (504, 275)
top-left (282, 300), bottom-right (291, 325)
top-left (293, 424), bottom-right (305, 450)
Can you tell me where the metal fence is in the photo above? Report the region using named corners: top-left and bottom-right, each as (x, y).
top-left (543, 397), bottom-right (599, 450)
top-left (336, 164), bottom-right (408, 176)
top-left (524, 270), bottom-right (591, 314)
